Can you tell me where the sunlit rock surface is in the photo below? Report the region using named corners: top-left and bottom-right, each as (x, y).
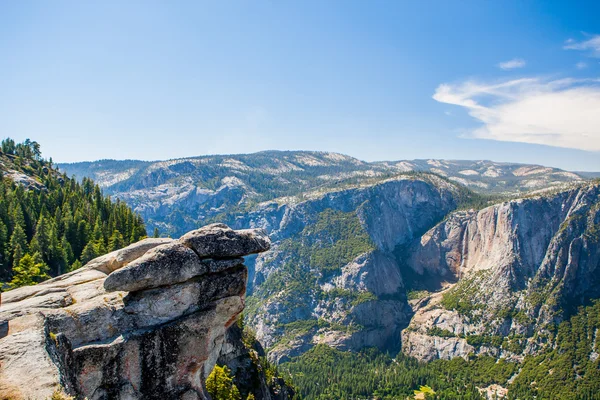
top-left (0, 224), bottom-right (269, 400)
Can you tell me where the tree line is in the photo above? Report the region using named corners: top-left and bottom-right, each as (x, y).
top-left (281, 301), bottom-right (600, 399)
top-left (0, 138), bottom-right (147, 289)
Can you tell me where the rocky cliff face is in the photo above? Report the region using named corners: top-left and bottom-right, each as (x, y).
top-left (234, 175), bottom-right (460, 362)
top-left (217, 323), bottom-right (297, 400)
top-left (229, 176), bottom-right (598, 365)
top-left (402, 182), bottom-right (600, 361)
top-left (0, 224), bottom-right (275, 400)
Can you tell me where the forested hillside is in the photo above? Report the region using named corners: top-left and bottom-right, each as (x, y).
top-left (282, 299), bottom-right (600, 400)
top-left (0, 138), bottom-right (147, 289)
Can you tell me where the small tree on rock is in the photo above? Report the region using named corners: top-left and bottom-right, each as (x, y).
top-left (206, 365), bottom-right (241, 400)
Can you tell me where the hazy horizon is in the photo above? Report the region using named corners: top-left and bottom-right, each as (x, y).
top-left (54, 147), bottom-right (600, 173)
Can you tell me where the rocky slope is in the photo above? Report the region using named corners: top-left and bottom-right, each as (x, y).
top-left (0, 224), bottom-right (293, 400)
top-left (402, 182), bottom-right (600, 361)
top-left (0, 152), bottom-right (55, 191)
top-left (58, 151), bottom-right (587, 237)
top-left (231, 175), bottom-right (460, 362)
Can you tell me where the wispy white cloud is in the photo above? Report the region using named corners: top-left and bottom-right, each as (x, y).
top-left (433, 77), bottom-right (600, 151)
top-left (498, 58), bottom-right (526, 70)
top-left (564, 35), bottom-right (600, 57)
top-left (576, 62), bottom-right (588, 69)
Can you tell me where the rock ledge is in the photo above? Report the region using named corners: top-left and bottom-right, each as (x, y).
top-left (0, 224), bottom-right (269, 400)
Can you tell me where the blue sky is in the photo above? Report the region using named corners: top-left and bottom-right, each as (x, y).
top-left (1, 1), bottom-right (599, 171)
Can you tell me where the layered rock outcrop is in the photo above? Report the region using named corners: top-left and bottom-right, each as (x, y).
top-left (402, 182), bottom-right (600, 361)
top-left (0, 224), bottom-right (270, 400)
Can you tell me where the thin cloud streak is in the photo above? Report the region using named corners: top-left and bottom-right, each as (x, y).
top-left (433, 77), bottom-right (600, 152)
top-left (498, 58), bottom-right (526, 70)
top-left (564, 35), bottom-right (600, 57)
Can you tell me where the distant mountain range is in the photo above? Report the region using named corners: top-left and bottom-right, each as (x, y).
top-left (578, 171), bottom-right (600, 179)
top-left (58, 151), bottom-right (591, 237)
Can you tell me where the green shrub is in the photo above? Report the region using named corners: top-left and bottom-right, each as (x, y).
top-left (427, 327), bottom-right (456, 338)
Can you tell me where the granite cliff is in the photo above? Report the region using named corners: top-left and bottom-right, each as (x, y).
top-left (228, 178), bottom-right (599, 364)
top-left (232, 175), bottom-right (460, 362)
top-left (0, 224), bottom-right (295, 400)
top-left (402, 182), bottom-right (600, 361)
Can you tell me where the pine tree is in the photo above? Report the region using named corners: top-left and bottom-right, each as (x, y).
top-left (69, 259), bottom-right (82, 272)
top-left (108, 230), bottom-right (124, 252)
top-left (9, 224), bottom-right (28, 269)
top-left (9, 252), bottom-right (50, 288)
top-left (49, 228), bottom-right (67, 276)
top-left (61, 236), bottom-right (74, 266)
top-left (31, 213), bottom-right (51, 260)
top-left (9, 200), bottom-right (26, 233)
top-left (80, 241), bottom-right (98, 265)
top-left (75, 220), bottom-right (89, 257)
top-left (1, 138), bottom-right (16, 154)
top-left (206, 365), bottom-right (241, 400)
top-left (95, 240), bottom-right (107, 257)
top-left (153, 227), bottom-right (160, 238)
top-left (92, 218), bottom-right (104, 242)
top-left (0, 219), bottom-right (8, 274)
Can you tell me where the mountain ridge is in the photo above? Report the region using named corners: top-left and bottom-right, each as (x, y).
top-left (58, 151), bottom-right (590, 238)
top-left (57, 150), bottom-right (599, 173)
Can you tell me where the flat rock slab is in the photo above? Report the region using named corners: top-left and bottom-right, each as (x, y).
top-left (104, 242), bottom-right (244, 293)
top-left (180, 223), bottom-right (270, 258)
top-left (86, 237), bottom-right (173, 274)
top-left (104, 224), bottom-right (269, 293)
